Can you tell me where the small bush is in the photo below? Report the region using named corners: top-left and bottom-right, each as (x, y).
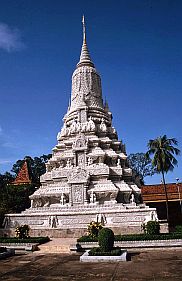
top-left (175, 225), bottom-right (182, 233)
top-left (87, 221), bottom-right (103, 238)
top-left (89, 247), bottom-right (121, 256)
top-left (142, 220), bottom-right (160, 235)
top-left (15, 225), bottom-right (30, 239)
top-left (98, 228), bottom-right (114, 252)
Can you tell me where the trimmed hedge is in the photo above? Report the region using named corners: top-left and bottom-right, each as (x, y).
top-left (98, 228), bottom-right (114, 252)
top-left (77, 235), bottom-right (98, 242)
top-left (89, 247), bottom-right (121, 256)
top-left (0, 236), bottom-right (50, 244)
top-left (78, 233), bottom-right (182, 243)
top-left (114, 233), bottom-right (182, 241)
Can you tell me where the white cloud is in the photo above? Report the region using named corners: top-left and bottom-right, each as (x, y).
top-left (1, 141), bottom-right (18, 149)
top-left (0, 159), bottom-right (13, 164)
top-left (0, 23), bottom-right (25, 52)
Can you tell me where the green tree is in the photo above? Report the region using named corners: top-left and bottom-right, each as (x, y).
top-left (146, 135), bottom-right (180, 222)
top-left (0, 172), bottom-right (15, 188)
top-left (128, 153), bottom-right (156, 185)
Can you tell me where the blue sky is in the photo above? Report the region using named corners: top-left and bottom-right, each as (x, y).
top-left (0, 0), bottom-right (181, 184)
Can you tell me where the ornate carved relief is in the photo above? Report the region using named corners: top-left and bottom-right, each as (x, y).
top-left (71, 184), bottom-right (84, 204)
top-left (100, 118), bottom-right (107, 132)
top-left (76, 152), bottom-right (85, 167)
top-left (68, 167), bottom-right (89, 183)
top-left (72, 134), bottom-right (88, 150)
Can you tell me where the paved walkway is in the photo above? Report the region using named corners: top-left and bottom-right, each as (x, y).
top-left (0, 249), bottom-right (182, 280)
top-left (37, 238), bottom-right (77, 253)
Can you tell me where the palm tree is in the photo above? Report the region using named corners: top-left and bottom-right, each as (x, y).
top-left (146, 135), bottom-right (180, 222)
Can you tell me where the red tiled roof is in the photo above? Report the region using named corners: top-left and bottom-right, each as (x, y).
top-left (141, 183), bottom-right (182, 202)
top-left (12, 161), bottom-right (32, 185)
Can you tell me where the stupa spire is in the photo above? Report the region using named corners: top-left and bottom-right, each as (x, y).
top-left (77, 15), bottom-right (94, 68)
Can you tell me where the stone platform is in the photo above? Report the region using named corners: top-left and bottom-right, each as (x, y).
top-left (4, 203), bottom-right (157, 237)
top-left (80, 249), bottom-right (127, 262)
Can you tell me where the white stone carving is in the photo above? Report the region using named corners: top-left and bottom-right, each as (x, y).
top-left (87, 116), bottom-right (95, 131)
top-left (70, 119), bottom-right (77, 133)
top-left (68, 167), bottom-right (89, 183)
top-left (96, 213), bottom-right (107, 225)
top-left (72, 184), bottom-right (84, 203)
top-left (87, 157), bottom-right (93, 166)
top-left (130, 194), bottom-right (136, 205)
top-left (49, 215), bottom-right (59, 228)
top-left (66, 158), bottom-right (73, 168)
top-left (72, 134), bottom-right (88, 150)
top-left (117, 158), bottom-right (121, 167)
top-left (144, 211), bottom-right (158, 224)
top-left (60, 193), bottom-right (66, 205)
top-left (100, 118), bottom-right (107, 132)
top-left (4, 22), bottom-right (158, 235)
top-left (90, 190), bottom-right (96, 203)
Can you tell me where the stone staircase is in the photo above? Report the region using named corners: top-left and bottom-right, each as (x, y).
top-left (37, 238), bottom-right (77, 254)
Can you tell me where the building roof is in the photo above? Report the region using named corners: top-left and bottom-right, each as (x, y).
top-left (12, 161), bottom-right (32, 185)
top-left (141, 183), bottom-right (182, 203)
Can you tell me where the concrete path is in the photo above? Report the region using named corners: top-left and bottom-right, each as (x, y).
top-left (0, 249), bottom-right (182, 280)
top-left (37, 238), bottom-right (77, 253)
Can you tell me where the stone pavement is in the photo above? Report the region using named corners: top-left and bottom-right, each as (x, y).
top-left (37, 238), bottom-right (77, 253)
top-left (0, 249), bottom-right (182, 280)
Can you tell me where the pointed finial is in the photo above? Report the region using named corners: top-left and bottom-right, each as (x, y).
top-left (82, 15), bottom-right (86, 43)
top-left (77, 16), bottom-right (94, 68)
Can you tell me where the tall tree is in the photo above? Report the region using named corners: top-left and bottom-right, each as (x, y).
top-left (128, 153), bottom-right (156, 185)
top-left (146, 135), bottom-right (180, 222)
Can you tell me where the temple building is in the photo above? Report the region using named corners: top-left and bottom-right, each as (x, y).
top-left (142, 183), bottom-right (182, 226)
top-left (4, 18), bottom-right (158, 236)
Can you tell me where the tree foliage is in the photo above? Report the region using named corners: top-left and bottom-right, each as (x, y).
top-left (0, 172), bottom-right (15, 189)
top-left (146, 135), bottom-right (180, 174)
top-left (128, 152), bottom-right (156, 185)
top-left (0, 154), bottom-right (52, 226)
top-left (146, 135), bottom-right (180, 222)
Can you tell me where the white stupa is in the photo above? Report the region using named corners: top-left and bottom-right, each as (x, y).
top-left (4, 17), bottom-right (157, 237)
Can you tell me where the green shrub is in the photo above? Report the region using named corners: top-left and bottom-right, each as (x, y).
top-left (175, 225), bottom-right (182, 233)
top-left (142, 220), bottom-right (160, 235)
top-left (15, 225), bottom-right (30, 239)
top-left (98, 228), bottom-right (114, 252)
top-left (77, 235), bottom-right (98, 242)
top-left (77, 232), bottom-right (182, 243)
top-left (114, 233), bottom-right (182, 241)
top-left (87, 221), bottom-right (103, 238)
top-left (0, 236), bottom-right (50, 244)
top-left (89, 247), bottom-right (121, 256)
